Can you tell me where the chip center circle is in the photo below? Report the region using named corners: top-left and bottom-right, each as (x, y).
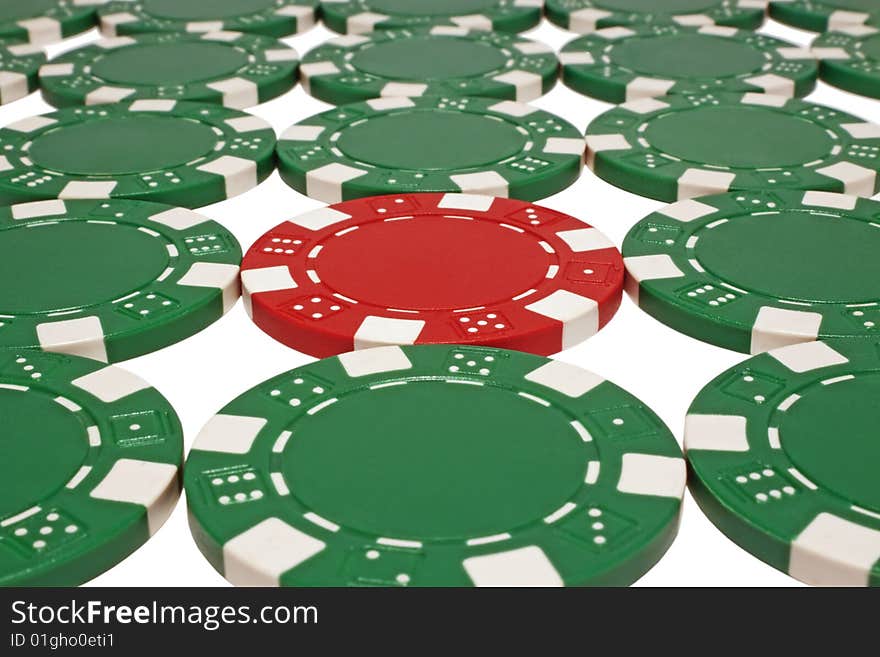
top-left (694, 210), bottom-right (880, 303)
top-left (0, 222), bottom-right (170, 314)
top-left (644, 105), bottom-right (834, 168)
top-left (140, 0), bottom-right (276, 20)
top-left (592, 0), bottom-right (725, 11)
top-left (778, 373), bottom-right (880, 513)
top-left (335, 109), bottom-right (527, 171)
top-left (92, 42), bottom-right (249, 86)
top-left (0, 384), bottom-right (90, 518)
top-left (351, 37), bottom-right (508, 81)
top-left (817, 0), bottom-right (879, 11)
top-left (283, 379), bottom-right (588, 540)
top-left (861, 33), bottom-right (880, 60)
top-left (611, 34), bottom-right (765, 78)
top-left (315, 215), bottom-right (551, 310)
top-left (364, 0), bottom-right (499, 17)
top-left (28, 116), bottom-right (220, 176)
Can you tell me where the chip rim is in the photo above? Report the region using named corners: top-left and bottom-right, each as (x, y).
top-left (301, 26), bottom-right (559, 105)
top-left (0, 99), bottom-right (277, 208)
top-left (814, 25), bottom-right (880, 100)
top-left (561, 25), bottom-right (818, 104)
top-left (98, 0), bottom-right (318, 38)
top-left (0, 42), bottom-right (46, 105)
top-left (318, 0), bottom-right (545, 35)
top-left (769, 0), bottom-right (878, 33)
top-left (585, 91), bottom-right (880, 202)
top-left (0, 0), bottom-right (104, 45)
top-left (277, 95), bottom-right (585, 204)
top-left (545, 0), bottom-right (767, 34)
top-left (39, 30), bottom-right (300, 109)
top-left (0, 198), bottom-right (242, 363)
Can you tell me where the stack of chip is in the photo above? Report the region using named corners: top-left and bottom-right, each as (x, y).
top-left (1, 0), bottom-right (877, 589)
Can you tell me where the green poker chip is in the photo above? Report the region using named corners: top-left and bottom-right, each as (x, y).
top-left (561, 26), bottom-right (817, 103)
top-left (0, 0), bottom-right (103, 45)
top-left (0, 42), bottom-right (46, 106)
top-left (301, 27), bottom-right (559, 105)
top-left (319, 0), bottom-right (544, 34)
top-left (545, 0), bottom-right (767, 34)
top-left (185, 345), bottom-right (685, 587)
top-left (686, 339), bottom-right (880, 587)
top-left (0, 351), bottom-right (183, 586)
top-left (623, 190), bottom-right (880, 354)
top-left (769, 0), bottom-right (878, 33)
top-left (40, 31), bottom-right (299, 109)
top-left (586, 92), bottom-right (880, 203)
top-left (814, 26), bottom-right (880, 100)
top-left (277, 96), bottom-right (585, 203)
top-left (0, 199), bottom-right (241, 363)
top-left (98, 0), bottom-right (318, 38)
top-left (0, 101), bottom-right (276, 208)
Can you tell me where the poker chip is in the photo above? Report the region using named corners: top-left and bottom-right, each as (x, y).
top-left (586, 92), bottom-right (880, 202)
top-left (686, 339), bottom-right (880, 586)
top-left (185, 344), bottom-right (686, 587)
top-left (99, 0), bottom-right (317, 37)
top-left (813, 25), bottom-right (880, 100)
top-left (0, 101), bottom-right (276, 208)
top-left (561, 26), bottom-right (817, 103)
top-left (319, 0), bottom-right (545, 34)
top-left (0, 351), bottom-right (182, 586)
top-left (241, 193), bottom-right (623, 357)
top-left (277, 96), bottom-right (585, 203)
top-left (0, 42), bottom-right (46, 106)
top-left (301, 27), bottom-right (559, 105)
top-left (545, 0), bottom-right (767, 34)
top-left (769, 0), bottom-right (878, 33)
top-left (39, 31), bottom-right (299, 109)
top-left (623, 190), bottom-right (880, 354)
top-left (0, 199), bottom-right (241, 363)
top-left (0, 0), bottom-right (104, 45)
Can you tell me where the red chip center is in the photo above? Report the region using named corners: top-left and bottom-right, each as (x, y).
top-left (315, 215), bottom-right (551, 311)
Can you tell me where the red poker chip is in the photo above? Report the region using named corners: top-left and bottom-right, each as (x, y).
top-left (241, 193), bottom-right (623, 357)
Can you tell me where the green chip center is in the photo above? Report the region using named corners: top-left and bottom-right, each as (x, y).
top-left (612, 34), bottom-right (765, 78)
top-left (0, 222), bottom-right (169, 314)
top-left (593, 0), bottom-right (726, 11)
top-left (695, 210), bottom-right (880, 303)
top-left (92, 42), bottom-right (249, 86)
top-left (352, 37), bottom-right (507, 80)
top-left (861, 33), bottom-right (880, 61)
top-left (0, 386), bottom-right (89, 519)
top-left (779, 373), bottom-right (880, 513)
top-left (284, 380), bottom-right (588, 540)
top-left (819, 0), bottom-right (878, 10)
top-left (645, 106), bottom-right (834, 168)
top-left (28, 116), bottom-right (219, 176)
top-left (365, 0), bottom-right (498, 17)
top-left (0, 0), bottom-right (56, 22)
top-left (336, 109), bottom-right (526, 170)
top-left (141, 0), bottom-right (276, 20)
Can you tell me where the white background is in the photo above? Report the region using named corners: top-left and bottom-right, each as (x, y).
top-left (5, 13), bottom-right (876, 588)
